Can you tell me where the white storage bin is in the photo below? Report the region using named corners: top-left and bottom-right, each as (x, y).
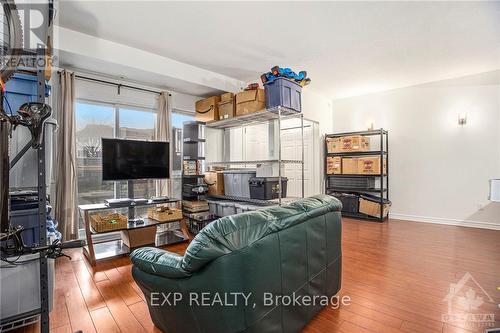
top-left (217, 201), bottom-right (237, 217)
top-left (223, 169), bottom-right (256, 198)
top-left (247, 204), bottom-right (277, 212)
top-left (234, 203), bottom-right (250, 214)
top-left (0, 254), bottom-right (55, 324)
top-left (207, 200), bottom-right (219, 216)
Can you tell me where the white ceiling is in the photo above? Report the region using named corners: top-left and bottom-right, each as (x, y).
top-left (58, 1), bottom-right (500, 99)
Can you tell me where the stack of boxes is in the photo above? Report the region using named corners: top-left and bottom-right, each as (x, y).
top-left (326, 134), bottom-right (390, 219)
top-left (326, 135), bottom-right (386, 175)
top-left (217, 93), bottom-right (235, 120)
top-left (195, 76), bottom-right (302, 123)
top-left (196, 89), bottom-right (267, 122)
top-left (183, 160), bottom-right (202, 176)
top-left (182, 122), bottom-right (214, 234)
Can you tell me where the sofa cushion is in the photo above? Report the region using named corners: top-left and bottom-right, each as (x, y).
top-left (181, 194), bottom-right (341, 272)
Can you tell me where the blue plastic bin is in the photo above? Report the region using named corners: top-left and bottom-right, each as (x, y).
top-left (264, 77), bottom-right (302, 113)
top-left (3, 73), bottom-right (51, 114)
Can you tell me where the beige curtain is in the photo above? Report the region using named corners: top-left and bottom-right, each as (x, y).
top-left (155, 91), bottom-right (172, 196)
top-left (54, 70), bottom-right (78, 240)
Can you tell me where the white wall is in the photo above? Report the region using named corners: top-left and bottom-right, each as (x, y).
top-left (302, 89), bottom-right (333, 136)
top-left (302, 89), bottom-right (334, 193)
top-left (332, 71), bottom-right (500, 230)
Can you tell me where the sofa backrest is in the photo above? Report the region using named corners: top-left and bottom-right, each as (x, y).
top-left (181, 194), bottom-right (341, 273)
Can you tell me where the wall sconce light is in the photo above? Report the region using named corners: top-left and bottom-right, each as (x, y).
top-left (458, 113), bottom-right (467, 126)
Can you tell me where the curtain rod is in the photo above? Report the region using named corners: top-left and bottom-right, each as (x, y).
top-left (73, 73), bottom-right (171, 96)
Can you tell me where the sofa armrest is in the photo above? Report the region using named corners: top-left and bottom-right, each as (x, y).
top-left (130, 247), bottom-right (191, 279)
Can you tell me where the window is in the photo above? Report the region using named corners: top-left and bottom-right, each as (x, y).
top-left (75, 102), bottom-right (115, 217)
top-left (75, 101), bottom-right (158, 228)
top-left (170, 111), bottom-right (195, 199)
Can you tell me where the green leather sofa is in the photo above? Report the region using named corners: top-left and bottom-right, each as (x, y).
top-left (131, 194), bottom-right (342, 333)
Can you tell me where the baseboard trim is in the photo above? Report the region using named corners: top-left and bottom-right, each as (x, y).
top-left (390, 213), bottom-right (500, 231)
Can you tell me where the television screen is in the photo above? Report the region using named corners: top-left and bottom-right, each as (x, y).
top-left (101, 138), bottom-right (170, 181)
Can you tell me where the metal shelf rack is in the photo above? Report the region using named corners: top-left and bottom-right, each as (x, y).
top-left (325, 128), bottom-right (389, 222)
top-left (207, 159), bottom-right (303, 166)
top-left (207, 194), bottom-right (300, 206)
top-left (182, 121), bottom-right (209, 203)
top-left (206, 105), bottom-right (305, 205)
top-left (205, 106), bottom-right (302, 130)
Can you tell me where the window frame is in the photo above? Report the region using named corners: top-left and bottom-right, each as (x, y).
top-left (74, 99), bottom-right (160, 233)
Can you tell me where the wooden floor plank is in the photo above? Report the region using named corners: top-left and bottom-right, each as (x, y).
top-left (89, 307), bottom-right (121, 333)
top-left (49, 283), bottom-right (70, 329)
top-left (8, 218), bottom-right (500, 333)
top-left (50, 324), bottom-right (72, 333)
top-left (95, 279), bottom-right (147, 333)
top-left (57, 258), bottom-right (97, 333)
top-left (128, 300), bottom-right (164, 333)
top-left (103, 266), bottom-right (143, 306)
top-left (71, 260), bottom-right (107, 311)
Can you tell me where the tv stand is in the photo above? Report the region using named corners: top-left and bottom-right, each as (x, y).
top-left (78, 197), bottom-right (188, 266)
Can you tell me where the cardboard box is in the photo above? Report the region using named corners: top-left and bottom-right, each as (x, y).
top-left (327, 135), bottom-right (370, 153)
top-left (196, 96), bottom-right (220, 122)
top-left (218, 100), bottom-right (235, 120)
top-left (182, 200), bottom-right (209, 212)
top-left (342, 158), bottom-right (359, 174)
top-left (359, 196), bottom-right (391, 218)
top-left (340, 135), bottom-right (370, 152)
top-left (357, 156), bottom-right (387, 175)
top-left (235, 89), bottom-right (265, 116)
top-left (326, 138), bottom-right (341, 153)
top-left (326, 156), bottom-right (342, 175)
top-left (220, 92), bottom-right (234, 102)
top-left (121, 225), bottom-right (157, 248)
top-left (204, 171), bottom-right (225, 195)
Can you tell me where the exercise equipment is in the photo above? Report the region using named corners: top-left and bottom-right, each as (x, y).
top-left (0, 2), bottom-right (60, 332)
top-left (1, 226), bottom-right (83, 262)
top-left (261, 65), bottom-right (311, 87)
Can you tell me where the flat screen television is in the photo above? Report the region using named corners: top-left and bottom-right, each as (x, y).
top-left (101, 138), bottom-right (170, 181)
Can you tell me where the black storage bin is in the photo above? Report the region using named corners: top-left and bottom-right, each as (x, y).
top-left (264, 77), bottom-right (302, 113)
top-left (327, 176), bottom-right (375, 189)
top-left (188, 218), bottom-right (214, 236)
top-left (249, 177), bottom-right (288, 200)
top-left (182, 183), bottom-right (208, 197)
top-left (330, 192), bottom-right (359, 213)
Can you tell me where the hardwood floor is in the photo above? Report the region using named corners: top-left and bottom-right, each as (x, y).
top-left (11, 218), bottom-right (500, 333)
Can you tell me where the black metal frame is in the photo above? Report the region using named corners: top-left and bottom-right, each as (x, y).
top-left (325, 129), bottom-right (389, 222)
top-left (182, 121), bottom-right (207, 202)
top-left (0, 50), bottom-right (51, 332)
top-left (36, 46), bottom-right (50, 333)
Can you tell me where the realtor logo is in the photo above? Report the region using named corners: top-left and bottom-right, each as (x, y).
top-left (442, 272), bottom-right (496, 328)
